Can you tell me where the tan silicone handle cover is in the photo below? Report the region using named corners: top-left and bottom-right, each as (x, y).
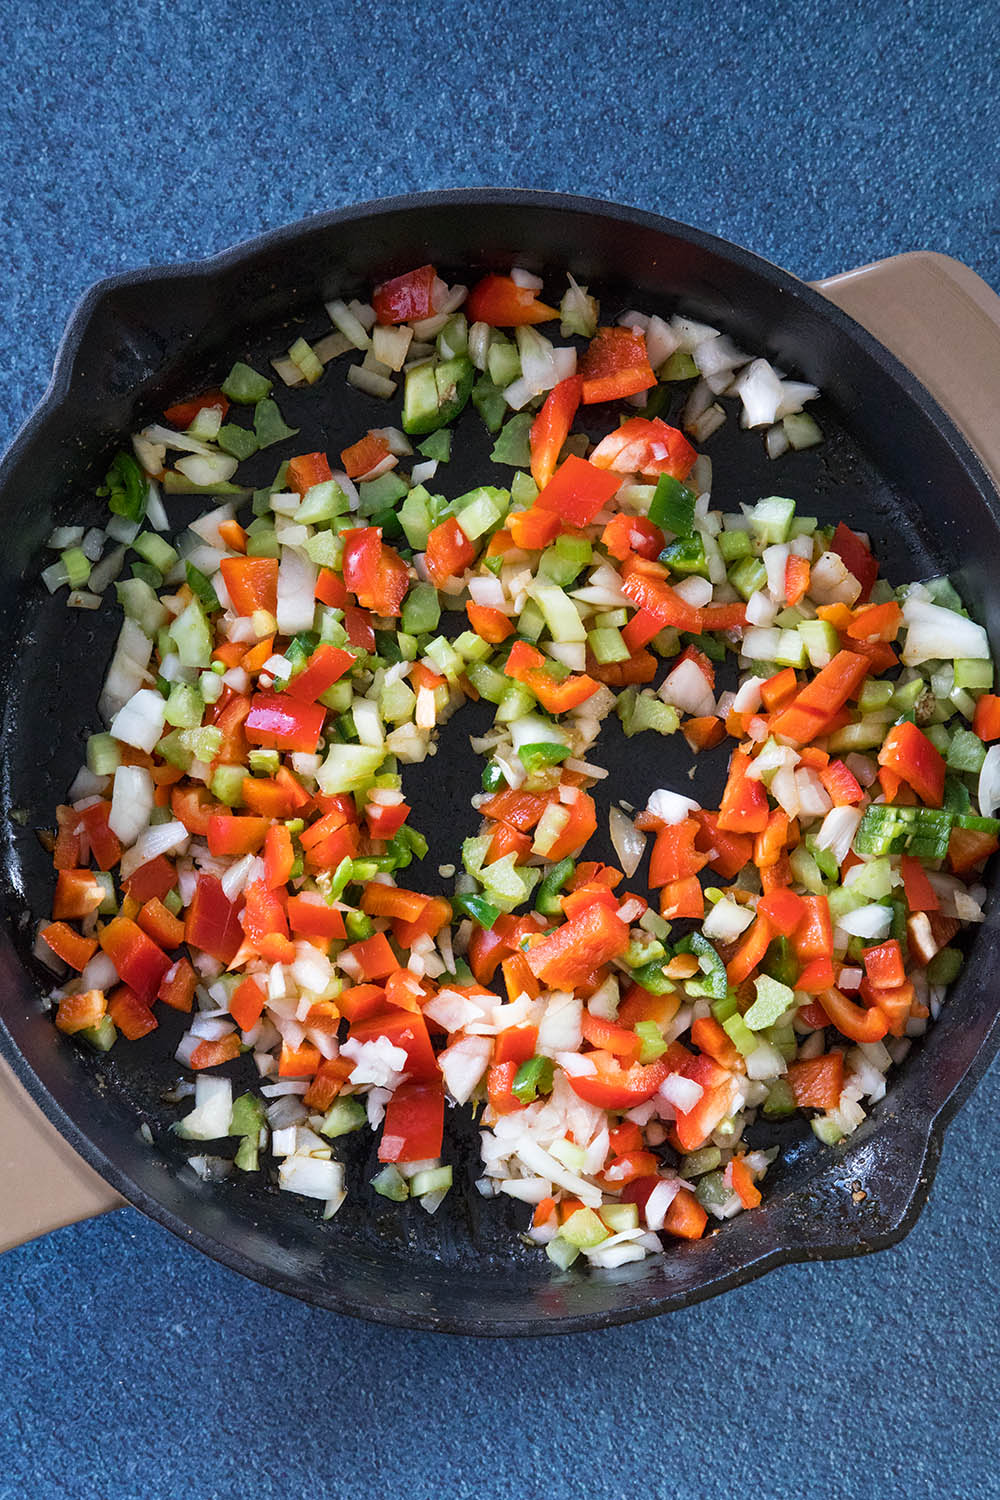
top-left (2, 249), bottom-right (999, 1254)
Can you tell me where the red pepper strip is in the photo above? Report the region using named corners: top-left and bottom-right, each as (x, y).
top-left (816, 987), bottom-right (889, 1044)
top-left (287, 452), bottom-right (333, 498)
top-left (465, 274), bottom-right (558, 327)
top-left (973, 693), bottom-right (1000, 742)
top-left (620, 557), bottom-right (704, 633)
top-left (787, 1052), bottom-right (845, 1109)
top-left (284, 644), bottom-right (356, 702)
top-left (899, 853), bottom-right (939, 912)
top-left (42, 921), bottom-right (98, 971)
top-left (245, 693), bottom-right (325, 754)
top-left (373, 264), bottom-right (437, 325)
top-left (378, 1080), bottom-right (445, 1162)
top-left (820, 758), bottom-right (865, 807)
top-left (726, 914), bottom-right (773, 986)
top-left (579, 327), bottom-right (656, 405)
top-left (768, 650), bottom-right (871, 744)
top-left (525, 902), bottom-right (630, 990)
top-left (830, 522), bottom-right (878, 602)
top-left (648, 819), bottom-right (707, 887)
top-left (219, 557), bottom-right (279, 617)
top-left (533, 454), bottom-right (622, 526)
top-left (530, 376), bottom-right (581, 489)
top-left (717, 750), bottom-right (770, 834)
top-left (165, 390), bottom-right (229, 428)
top-left (566, 1051), bottom-right (669, 1110)
top-left (784, 554), bottom-right (810, 608)
top-left (424, 515), bottom-right (476, 583)
top-left (877, 720), bottom-right (945, 807)
top-left (98, 916), bottom-right (171, 1002)
top-left (185, 874), bottom-right (244, 965)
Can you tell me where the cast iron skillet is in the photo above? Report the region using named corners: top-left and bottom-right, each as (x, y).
top-left (1, 190), bottom-right (999, 1336)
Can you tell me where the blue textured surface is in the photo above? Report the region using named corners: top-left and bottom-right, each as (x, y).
top-left (2, 2), bottom-right (999, 1496)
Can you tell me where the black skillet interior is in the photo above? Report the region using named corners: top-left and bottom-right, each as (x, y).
top-left (1, 191), bottom-right (999, 1335)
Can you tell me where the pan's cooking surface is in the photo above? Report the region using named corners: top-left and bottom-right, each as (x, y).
top-left (2, 193), bottom-right (999, 1332)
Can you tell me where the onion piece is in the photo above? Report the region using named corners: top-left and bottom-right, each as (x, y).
top-left (609, 806), bottom-right (645, 878)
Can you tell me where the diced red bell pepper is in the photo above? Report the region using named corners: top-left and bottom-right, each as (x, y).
top-left (378, 1080), bottom-right (445, 1162)
top-left (77, 800), bottom-right (122, 872)
top-left (487, 1060), bottom-right (524, 1115)
top-left (286, 893), bottom-right (347, 941)
top-left (673, 1055), bottom-right (740, 1152)
top-left (507, 506), bottom-right (560, 550)
top-left (345, 931), bottom-right (400, 982)
top-left (219, 556), bottom-right (279, 617)
top-left (466, 274), bottom-right (557, 327)
top-left (492, 1024), bottom-right (539, 1068)
top-left (52, 806), bottom-right (82, 870)
top-left (480, 787), bottom-right (551, 831)
top-left (315, 568), bottom-right (350, 609)
top-left (343, 604), bottom-right (376, 651)
top-left (601, 513), bottom-right (665, 563)
top-left (659, 876), bottom-right (705, 920)
top-left (692, 811), bottom-right (753, 879)
top-left (359, 883), bottom-right (429, 923)
top-left (98, 916), bottom-right (171, 1002)
top-left (342, 526), bottom-right (410, 617)
top-left (107, 985), bottom-right (158, 1041)
top-left (846, 601), bottom-right (902, 643)
top-left (123, 855), bottom-right (177, 905)
top-left (279, 1041), bottom-right (322, 1077)
top-left (579, 327), bottom-right (656, 405)
top-left (899, 853), bottom-right (939, 912)
top-left (757, 887), bottom-right (807, 938)
top-left (973, 693), bottom-right (1000, 743)
top-left (363, 800), bottom-right (411, 840)
top-left (863, 939), bottom-right (906, 990)
top-left (52, 870), bottom-right (105, 921)
top-left (760, 667), bottom-right (798, 713)
top-left (590, 416), bottom-right (697, 480)
top-left (587, 646), bottom-right (658, 687)
top-left (796, 958), bottom-right (836, 994)
top-left (261, 824), bottom-right (294, 891)
top-left (948, 826), bottom-right (999, 874)
top-left (190, 1035), bottom-right (242, 1070)
top-left (787, 1051), bottom-right (846, 1109)
top-left (726, 914), bottom-right (773, 986)
top-left (717, 750), bottom-right (770, 834)
top-left (729, 1157), bottom-right (762, 1209)
top-left (581, 1011), bottom-right (641, 1063)
top-left (769, 651), bottom-right (871, 744)
top-left (466, 601), bottom-right (516, 644)
top-left (648, 818), bottom-right (707, 888)
top-left (287, 452), bottom-right (332, 498)
top-left (525, 902), bottom-right (629, 990)
top-left (545, 790), bottom-right (598, 863)
top-left (245, 693), bottom-right (326, 754)
top-left (284, 644), bottom-right (355, 703)
top-left (784, 554), bottom-right (811, 608)
top-left (164, 390), bottom-right (229, 428)
top-left (136, 897), bottom-right (185, 950)
top-left (158, 957), bottom-right (198, 1013)
top-left (41, 921), bottom-right (98, 971)
top-left (229, 975), bottom-right (266, 1031)
top-left (661, 1187), bottom-right (708, 1240)
top-left (794, 894), bottom-right (834, 961)
top-left (567, 1050), bottom-right (669, 1110)
top-left (820, 758), bottom-right (865, 807)
top-left (424, 515), bottom-right (476, 583)
top-left (690, 1015), bottom-right (743, 1072)
top-left (373, 263), bottom-right (437, 325)
top-left (830, 522), bottom-right (878, 603)
top-left (530, 375), bottom-right (582, 489)
top-left (878, 720), bottom-right (945, 807)
top-left (207, 814), bottom-right (270, 858)
top-left (620, 556), bottom-right (705, 634)
top-left (54, 988), bottom-right (107, 1035)
top-left (184, 874), bottom-right (244, 965)
top-left (815, 987), bottom-right (889, 1043)
top-left (534, 454), bottom-right (622, 527)
top-left (350, 1008), bottom-right (440, 1080)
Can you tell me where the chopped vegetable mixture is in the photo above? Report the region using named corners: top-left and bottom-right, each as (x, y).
top-left (36, 261), bottom-right (999, 1271)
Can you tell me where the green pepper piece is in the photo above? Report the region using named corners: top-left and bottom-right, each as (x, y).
top-left (452, 893), bottom-right (501, 928)
top-left (512, 1055), bottom-right (555, 1105)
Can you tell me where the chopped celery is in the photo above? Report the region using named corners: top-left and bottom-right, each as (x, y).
top-left (372, 1165), bottom-right (409, 1201)
top-left (717, 527), bottom-right (753, 562)
top-left (946, 727), bottom-right (987, 773)
top-left (515, 598), bottom-right (545, 641)
top-left (400, 581), bottom-right (440, 636)
top-left (211, 764), bottom-right (247, 807)
top-left (560, 1207), bottom-right (609, 1249)
top-left (86, 732), bottom-right (120, 775)
top-left (722, 1011), bottom-right (759, 1058)
top-left (358, 472), bottom-right (408, 515)
top-left (926, 947), bottom-right (963, 985)
top-left (169, 596), bottom-right (212, 668)
top-left (587, 626), bottom-right (630, 664)
top-left (634, 1020), bottom-right (668, 1062)
top-left (532, 584), bottom-right (586, 642)
top-left (410, 1165), bottom-right (453, 1197)
top-left (254, 398), bottom-right (299, 449)
top-left (797, 618), bottom-right (840, 668)
top-left (133, 532), bottom-right (178, 574)
top-left (762, 1079), bottom-right (797, 1119)
top-left (164, 681), bottom-right (203, 729)
top-left (487, 339), bottom-right (522, 388)
top-left (217, 423), bottom-right (259, 460)
top-left (749, 496), bottom-right (796, 545)
top-left (743, 974), bottom-right (795, 1030)
top-left (661, 350), bottom-right (698, 381)
top-left (321, 1096), bottom-right (367, 1138)
top-left (80, 1016), bottom-right (117, 1052)
top-left (230, 1093), bottom-right (266, 1137)
top-left (728, 556), bottom-right (768, 601)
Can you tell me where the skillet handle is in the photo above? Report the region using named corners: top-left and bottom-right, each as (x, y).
top-left (814, 250), bottom-right (1000, 489)
top-left (0, 1056), bottom-right (122, 1252)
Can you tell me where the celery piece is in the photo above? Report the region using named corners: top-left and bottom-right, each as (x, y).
top-left (487, 339), bottom-right (522, 388)
top-left (728, 556), bottom-right (768, 601)
top-left (217, 423), bottom-right (259, 460)
top-left (211, 764), bottom-right (247, 807)
top-left (248, 748), bottom-right (280, 776)
top-left (164, 681), bottom-right (203, 729)
top-left (533, 583), bottom-right (586, 643)
top-left (134, 532), bottom-right (179, 574)
top-left (722, 1011), bottom-right (760, 1058)
top-left (490, 414), bottom-right (534, 468)
top-left (695, 1171), bottom-right (732, 1210)
top-left (947, 727), bottom-right (987, 773)
top-left (681, 1147), bottom-right (722, 1177)
top-left (635, 1020), bottom-right (668, 1063)
top-left (381, 678), bottom-right (416, 725)
top-left (453, 630), bottom-right (492, 664)
top-left (465, 660), bottom-right (508, 704)
top-left (222, 362), bottom-right (272, 404)
top-left (661, 350), bottom-right (698, 381)
top-left (587, 626), bottom-right (630, 664)
top-left (230, 1093), bottom-right (266, 1138)
top-left (560, 1207), bottom-right (609, 1250)
top-left (749, 496), bottom-right (796, 545)
top-left (546, 1236), bottom-right (580, 1270)
top-left (783, 412), bottom-right (823, 449)
top-left (410, 1165), bottom-right (453, 1197)
top-left (762, 1079), bottom-right (797, 1119)
top-left (717, 528), bottom-right (753, 562)
top-left (303, 529), bottom-right (343, 569)
top-left (774, 629), bottom-right (808, 669)
top-left (515, 598), bottom-right (545, 642)
top-left (510, 471), bottom-right (539, 509)
top-left (417, 429), bottom-right (451, 463)
top-left (926, 946), bottom-right (963, 985)
top-left (319, 679), bottom-right (353, 715)
top-left (87, 732), bottom-right (121, 775)
top-left (297, 480), bottom-right (350, 524)
top-left (372, 1165), bottom-right (409, 1201)
top-left (234, 1138), bottom-right (259, 1172)
top-left (744, 974), bottom-right (795, 1031)
top-left (117, 576), bottom-right (168, 636)
top-left (254, 398), bottom-right (299, 449)
top-left (954, 657), bottom-right (993, 692)
top-left (246, 521), bottom-right (280, 559)
top-left (179, 726), bottom-right (222, 762)
top-left (316, 743), bottom-right (385, 794)
top-left (471, 374), bottom-right (507, 434)
top-left (858, 677), bottom-right (895, 712)
top-left (169, 596), bottom-right (212, 669)
top-left (288, 336), bottom-right (323, 384)
top-left (80, 1016), bottom-right (117, 1052)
